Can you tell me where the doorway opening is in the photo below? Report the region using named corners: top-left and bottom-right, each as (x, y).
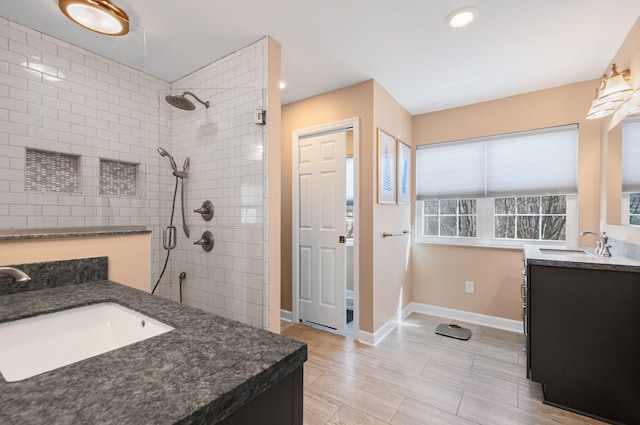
top-left (292, 118), bottom-right (360, 341)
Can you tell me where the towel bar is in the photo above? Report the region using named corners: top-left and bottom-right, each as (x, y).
top-left (382, 230), bottom-right (411, 238)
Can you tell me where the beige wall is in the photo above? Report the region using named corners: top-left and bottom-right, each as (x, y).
top-left (412, 80), bottom-right (601, 321)
top-left (281, 80), bottom-right (375, 331)
top-left (281, 18), bottom-right (639, 332)
top-left (281, 80), bottom-right (412, 333)
top-left (282, 77), bottom-right (603, 329)
top-left (372, 82), bottom-right (413, 330)
top-left (267, 37), bottom-right (282, 333)
top-left (0, 234), bottom-right (151, 292)
top-left (602, 18), bottom-right (640, 244)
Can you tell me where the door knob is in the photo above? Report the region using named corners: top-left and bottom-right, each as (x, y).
top-left (339, 236), bottom-right (346, 244)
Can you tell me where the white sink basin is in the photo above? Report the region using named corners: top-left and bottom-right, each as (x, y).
top-left (0, 302), bottom-right (174, 382)
top-left (539, 248), bottom-right (595, 257)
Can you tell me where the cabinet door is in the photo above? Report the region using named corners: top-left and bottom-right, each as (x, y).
top-left (529, 265), bottom-right (640, 425)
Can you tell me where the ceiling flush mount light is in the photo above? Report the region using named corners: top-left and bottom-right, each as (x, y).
top-left (447, 7), bottom-right (479, 28)
top-left (59, 0), bottom-right (129, 36)
top-left (586, 63), bottom-right (632, 120)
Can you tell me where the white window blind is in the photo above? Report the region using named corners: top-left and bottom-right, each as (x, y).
top-left (416, 141), bottom-right (486, 199)
top-left (416, 125), bottom-right (578, 200)
top-left (622, 115), bottom-right (640, 192)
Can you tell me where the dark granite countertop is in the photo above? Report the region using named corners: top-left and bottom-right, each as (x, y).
top-left (524, 244), bottom-right (640, 273)
top-left (0, 226), bottom-right (151, 241)
top-left (0, 281), bottom-right (307, 424)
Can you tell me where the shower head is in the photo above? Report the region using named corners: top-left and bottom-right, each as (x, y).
top-left (157, 147), bottom-right (178, 173)
top-left (165, 91), bottom-right (210, 110)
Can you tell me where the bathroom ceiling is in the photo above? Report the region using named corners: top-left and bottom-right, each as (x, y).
top-left (1, 1), bottom-right (639, 115)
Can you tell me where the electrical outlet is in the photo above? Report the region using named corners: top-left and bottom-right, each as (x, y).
top-left (465, 281), bottom-right (475, 294)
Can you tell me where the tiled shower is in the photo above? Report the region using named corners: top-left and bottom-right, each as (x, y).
top-left (0, 17), bottom-right (271, 328)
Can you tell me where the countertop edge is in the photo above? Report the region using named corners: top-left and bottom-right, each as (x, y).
top-left (0, 226), bottom-right (151, 241)
top-left (523, 245), bottom-right (640, 273)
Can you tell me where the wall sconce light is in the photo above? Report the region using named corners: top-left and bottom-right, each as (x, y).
top-left (586, 63), bottom-right (632, 120)
top-left (59, 0), bottom-right (130, 36)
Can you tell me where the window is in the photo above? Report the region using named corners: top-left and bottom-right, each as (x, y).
top-left (423, 199), bottom-right (476, 237)
top-left (494, 195), bottom-right (566, 240)
top-left (622, 116), bottom-right (640, 226)
top-left (416, 125), bottom-right (578, 247)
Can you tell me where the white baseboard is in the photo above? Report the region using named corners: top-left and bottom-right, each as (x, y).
top-left (402, 302), bottom-right (523, 334)
top-left (283, 303), bottom-right (521, 346)
top-left (357, 330), bottom-right (375, 346)
top-left (280, 309), bottom-right (293, 322)
top-left (358, 315), bottom-right (399, 347)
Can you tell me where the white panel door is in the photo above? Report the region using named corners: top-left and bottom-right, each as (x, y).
top-left (298, 131), bottom-right (347, 330)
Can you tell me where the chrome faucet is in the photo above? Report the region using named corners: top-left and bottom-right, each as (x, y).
top-left (0, 267), bottom-right (31, 282)
top-left (579, 231), bottom-right (612, 257)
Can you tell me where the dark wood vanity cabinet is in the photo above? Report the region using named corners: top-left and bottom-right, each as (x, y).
top-left (218, 367), bottom-right (303, 425)
top-left (528, 264), bottom-right (640, 425)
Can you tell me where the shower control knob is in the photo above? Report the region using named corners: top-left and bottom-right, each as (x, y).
top-left (194, 231), bottom-right (214, 252)
top-left (194, 200), bottom-right (214, 221)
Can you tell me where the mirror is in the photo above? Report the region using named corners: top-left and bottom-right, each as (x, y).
top-left (607, 114), bottom-right (640, 226)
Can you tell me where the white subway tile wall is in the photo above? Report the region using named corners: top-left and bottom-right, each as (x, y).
top-left (0, 17), bottom-right (270, 329)
top-left (0, 18), bottom-right (170, 267)
top-left (162, 38), bottom-right (268, 328)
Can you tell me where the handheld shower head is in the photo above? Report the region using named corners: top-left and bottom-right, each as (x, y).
top-left (165, 92), bottom-right (210, 110)
top-left (157, 147), bottom-right (178, 173)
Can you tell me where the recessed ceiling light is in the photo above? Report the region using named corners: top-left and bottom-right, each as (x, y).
top-left (280, 81), bottom-right (287, 89)
top-left (447, 7), bottom-right (479, 29)
top-left (58, 0), bottom-right (130, 36)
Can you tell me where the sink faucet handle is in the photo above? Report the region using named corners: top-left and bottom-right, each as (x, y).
top-left (595, 240), bottom-right (603, 256)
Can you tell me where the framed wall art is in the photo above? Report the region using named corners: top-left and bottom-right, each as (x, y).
top-left (396, 140), bottom-right (410, 204)
top-left (377, 128), bottom-right (396, 204)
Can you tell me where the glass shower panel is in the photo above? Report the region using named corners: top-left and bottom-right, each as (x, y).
top-left (156, 86), bottom-right (266, 328)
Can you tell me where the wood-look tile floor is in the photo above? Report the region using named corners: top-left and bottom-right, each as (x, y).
top-left (281, 313), bottom-right (608, 425)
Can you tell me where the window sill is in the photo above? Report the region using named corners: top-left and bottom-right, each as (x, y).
top-left (415, 237), bottom-right (571, 250)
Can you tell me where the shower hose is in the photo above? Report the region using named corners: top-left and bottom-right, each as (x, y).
top-left (151, 176), bottom-right (179, 295)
